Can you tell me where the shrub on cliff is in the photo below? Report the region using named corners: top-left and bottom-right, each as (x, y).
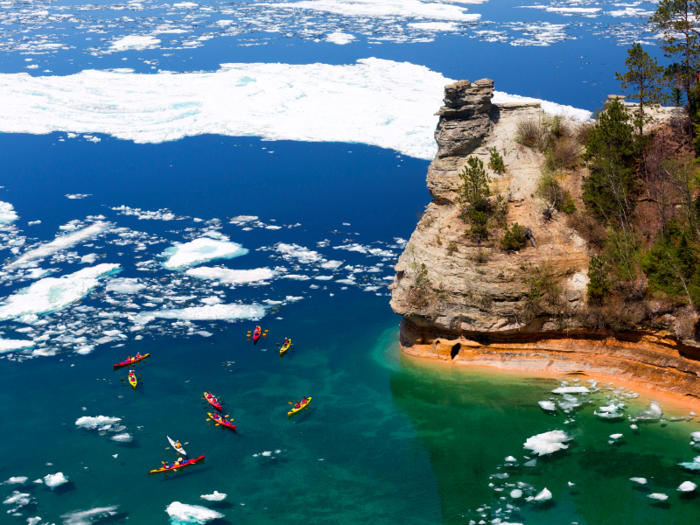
top-left (500, 222), bottom-right (528, 251)
top-left (457, 156), bottom-right (490, 205)
top-left (537, 171), bottom-right (576, 217)
top-left (586, 255), bottom-right (611, 305)
top-left (488, 147), bottom-right (506, 174)
top-left (515, 118), bottom-right (546, 150)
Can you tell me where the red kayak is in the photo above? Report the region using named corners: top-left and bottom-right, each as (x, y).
top-left (208, 412), bottom-right (236, 431)
top-left (113, 353), bottom-right (150, 368)
top-left (253, 326), bottom-right (262, 342)
top-left (203, 392), bottom-right (222, 411)
top-left (149, 455), bottom-right (204, 474)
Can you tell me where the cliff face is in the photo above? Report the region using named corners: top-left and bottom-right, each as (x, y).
top-left (389, 79), bottom-right (700, 398)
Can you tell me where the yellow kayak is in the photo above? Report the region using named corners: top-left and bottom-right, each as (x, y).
top-left (128, 370), bottom-right (137, 388)
top-left (280, 339), bottom-right (292, 356)
top-left (288, 397), bottom-right (312, 416)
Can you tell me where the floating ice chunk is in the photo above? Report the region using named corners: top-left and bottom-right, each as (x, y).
top-left (326, 31), bottom-right (356, 45)
top-left (630, 477), bottom-right (647, 484)
top-left (165, 502), bottom-right (224, 524)
top-left (630, 424), bottom-right (638, 430)
top-left (66, 194), bottom-right (91, 200)
top-left (11, 222), bottom-right (111, 267)
top-left (80, 254), bottom-right (98, 264)
top-left (510, 489), bottom-right (522, 499)
top-left (43, 472), bottom-right (68, 489)
top-left (647, 493), bottom-right (668, 501)
top-left (136, 304), bottom-right (266, 323)
top-left (27, 518), bottom-right (42, 525)
top-left (185, 267), bottom-right (276, 285)
top-left (551, 386), bottom-right (590, 394)
top-left (634, 401), bottom-right (663, 421)
top-left (112, 454), bottom-right (118, 459)
top-left (594, 401), bottom-right (625, 419)
top-left (3, 477), bottom-right (28, 485)
top-left (0, 201), bottom-right (18, 224)
top-left (523, 430), bottom-right (571, 456)
top-left (533, 488), bottom-right (552, 502)
top-left (691, 431), bottom-right (700, 442)
top-left (610, 433), bottom-right (623, 440)
top-left (61, 506), bottom-right (118, 525)
top-left (0, 338), bottom-right (35, 353)
top-left (678, 481), bottom-right (697, 492)
top-left (110, 433), bottom-right (133, 442)
top-left (320, 260), bottom-right (343, 269)
top-left (106, 278), bottom-right (146, 294)
top-left (200, 491), bottom-right (227, 501)
top-left (409, 21), bottom-right (459, 31)
top-left (75, 415), bottom-right (122, 431)
top-left (161, 238), bottom-right (248, 270)
top-left (678, 456), bottom-right (700, 470)
top-left (174, 1), bottom-right (198, 7)
top-left (265, 0), bottom-right (481, 22)
top-left (276, 243), bottom-right (322, 264)
top-left (229, 215), bottom-right (258, 225)
top-left (538, 401), bottom-right (556, 411)
top-left (504, 456), bottom-right (517, 463)
top-left (3, 492), bottom-right (31, 506)
top-left (0, 264), bottom-right (120, 321)
top-left (111, 35), bottom-right (161, 52)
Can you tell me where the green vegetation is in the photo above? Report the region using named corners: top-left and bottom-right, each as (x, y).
top-left (488, 147), bottom-right (506, 174)
top-left (615, 43), bottom-right (665, 135)
top-left (500, 223), bottom-right (528, 251)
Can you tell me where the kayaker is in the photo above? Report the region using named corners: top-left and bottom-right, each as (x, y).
top-left (301, 397), bottom-right (308, 404)
top-left (294, 403), bottom-right (301, 409)
top-left (135, 352), bottom-right (142, 359)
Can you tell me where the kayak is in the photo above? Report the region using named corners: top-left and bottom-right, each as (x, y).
top-left (253, 326), bottom-right (262, 343)
top-left (203, 392), bottom-right (222, 411)
top-left (128, 370), bottom-right (138, 388)
top-left (167, 436), bottom-right (187, 456)
top-left (208, 412), bottom-right (236, 431)
top-left (280, 339), bottom-right (291, 356)
top-left (149, 455), bottom-right (204, 474)
top-left (288, 396), bottom-right (312, 416)
top-left (113, 353), bottom-right (150, 368)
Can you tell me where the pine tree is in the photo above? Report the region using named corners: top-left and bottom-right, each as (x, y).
top-left (457, 156), bottom-right (490, 205)
top-left (615, 43), bottom-right (665, 135)
top-left (649, 0), bottom-right (700, 111)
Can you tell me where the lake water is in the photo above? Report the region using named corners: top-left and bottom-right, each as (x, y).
top-left (1, 0), bottom-right (698, 524)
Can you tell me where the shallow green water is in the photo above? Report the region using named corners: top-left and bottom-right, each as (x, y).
top-left (3, 296), bottom-right (700, 525)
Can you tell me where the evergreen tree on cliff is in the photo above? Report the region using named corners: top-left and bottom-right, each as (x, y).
top-left (615, 43), bottom-right (665, 136)
top-left (649, 0), bottom-right (700, 111)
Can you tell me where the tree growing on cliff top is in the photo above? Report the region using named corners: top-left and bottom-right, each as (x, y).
top-left (457, 156), bottom-right (490, 206)
top-left (615, 43), bottom-right (665, 136)
top-left (649, 0), bottom-right (700, 111)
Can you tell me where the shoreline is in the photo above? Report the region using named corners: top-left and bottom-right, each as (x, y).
top-left (399, 344), bottom-right (700, 416)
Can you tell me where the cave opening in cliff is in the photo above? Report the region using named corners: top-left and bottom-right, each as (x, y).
top-left (450, 343), bottom-right (461, 360)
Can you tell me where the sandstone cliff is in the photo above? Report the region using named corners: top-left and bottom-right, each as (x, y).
top-left (389, 79), bottom-right (700, 398)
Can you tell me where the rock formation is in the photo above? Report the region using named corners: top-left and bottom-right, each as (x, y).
top-left (389, 79), bottom-right (700, 398)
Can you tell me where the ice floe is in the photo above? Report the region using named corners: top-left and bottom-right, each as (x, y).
top-left (3, 476), bottom-right (28, 485)
top-left (0, 264), bottom-right (120, 321)
top-left (0, 59), bottom-right (595, 159)
top-left (648, 493), bottom-right (668, 501)
top-left (678, 456), bottom-right (700, 470)
top-left (200, 491), bottom-right (226, 501)
top-left (166, 502), bottom-right (224, 524)
top-left (111, 35), bottom-right (161, 52)
top-left (326, 31), bottom-right (356, 45)
top-left (269, 0), bottom-right (482, 21)
top-left (106, 278), bottom-right (146, 294)
top-left (61, 506), bottom-right (118, 525)
top-left (532, 488), bottom-right (552, 502)
top-left (185, 267), bottom-right (276, 285)
top-left (0, 202), bottom-right (18, 224)
top-left (550, 386), bottom-right (590, 395)
top-left (630, 477), bottom-right (647, 484)
top-left (43, 472), bottom-right (68, 489)
top-left (0, 338), bottom-right (35, 353)
top-left (75, 415), bottom-right (122, 431)
top-left (10, 222), bottom-right (111, 267)
top-left (161, 238), bottom-right (248, 270)
top-left (135, 304), bottom-right (266, 323)
top-left (523, 430), bottom-right (571, 456)
top-left (678, 481), bottom-right (697, 492)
